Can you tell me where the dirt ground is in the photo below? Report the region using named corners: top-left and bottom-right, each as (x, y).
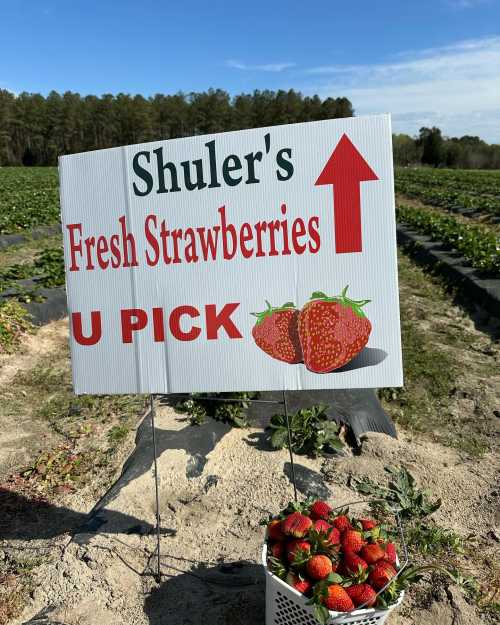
top-left (0, 321), bottom-right (68, 477)
top-left (2, 403), bottom-right (497, 625)
top-left (1, 248), bottom-right (499, 625)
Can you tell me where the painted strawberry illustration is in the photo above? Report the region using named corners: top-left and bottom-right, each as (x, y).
top-left (251, 301), bottom-right (303, 364)
top-left (298, 286), bottom-right (371, 373)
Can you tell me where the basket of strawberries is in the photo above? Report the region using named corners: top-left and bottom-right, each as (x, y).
top-left (263, 499), bottom-right (411, 625)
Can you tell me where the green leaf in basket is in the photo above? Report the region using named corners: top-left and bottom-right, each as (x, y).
top-left (327, 572), bottom-right (343, 584)
top-left (313, 604), bottom-right (330, 625)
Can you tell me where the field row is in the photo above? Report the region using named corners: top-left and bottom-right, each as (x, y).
top-left (0, 168), bottom-right (60, 234)
top-left (396, 166), bottom-right (500, 195)
top-left (396, 204), bottom-right (499, 275)
top-left (396, 167), bottom-right (500, 218)
top-left (2, 167), bottom-right (500, 236)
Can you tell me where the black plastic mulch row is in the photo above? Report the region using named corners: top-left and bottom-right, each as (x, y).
top-left (396, 224), bottom-right (500, 318)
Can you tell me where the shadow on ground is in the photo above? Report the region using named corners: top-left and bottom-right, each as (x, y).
top-left (144, 560), bottom-right (265, 625)
top-left (283, 462), bottom-right (331, 500)
top-left (0, 487), bottom-right (158, 541)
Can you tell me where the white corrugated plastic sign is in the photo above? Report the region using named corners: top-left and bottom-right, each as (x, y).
top-left (59, 114), bottom-right (402, 394)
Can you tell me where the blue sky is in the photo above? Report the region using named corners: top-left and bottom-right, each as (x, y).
top-left (2, 0), bottom-right (500, 142)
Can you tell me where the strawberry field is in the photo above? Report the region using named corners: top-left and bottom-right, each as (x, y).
top-left (395, 167), bottom-right (500, 219)
top-left (0, 168), bottom-right (60, 234)
top-left (0, 165), bottom-right (499, 625)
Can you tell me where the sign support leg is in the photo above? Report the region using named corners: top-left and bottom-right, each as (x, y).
top-left (150, 394), bottom-right (162, 583)
top-left (282, 390), bottom-right (298, 502)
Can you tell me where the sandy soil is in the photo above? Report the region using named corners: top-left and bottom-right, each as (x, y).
top-left (1, 249), bottom-right (499, 625)
top-left (4, 400), bottom-right (497, 625)
top-left (0, 320), bottom-right (69, 478)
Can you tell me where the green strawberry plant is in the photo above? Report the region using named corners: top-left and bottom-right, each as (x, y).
top-left (268, 404), bottom-right (344, 457)
top-left (396, 204), bottom-right (499, 275)
top-left (351, 465), bottom-right (441, 520)
top-left (175, 392), bottom-right (258, 427)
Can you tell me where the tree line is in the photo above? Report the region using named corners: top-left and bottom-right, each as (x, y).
top-left (1, 90), bottom-right (498, 169)
top-left (0, 89), bottom-right (353, 166)
top-left (393, 127), bottom-right (500, 170)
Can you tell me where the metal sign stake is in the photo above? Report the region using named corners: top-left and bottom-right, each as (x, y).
top-left (150, 394), bottom-right (162, 583)
top-left (282, 390), bottom-right (298, 502)
top-left (148, 391), bottom-right (299, 582)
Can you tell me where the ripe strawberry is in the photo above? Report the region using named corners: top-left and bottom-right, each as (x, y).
top-left (360, 543), bottom-right (385, 564)
top-left (251, 301), bottom-right (302, 364)
top-left (385, 542), bottom-right (397, 564)
top-left (369, 561), bottom-right (397, 590)
top-left (310, 500), bottom-right (332, 520)
top-left (282, 512), bottom-right (313, 538)
top-left (341, 530), bottom-right (364, 553)
top-left (313, 519), bottom-right (331, 533)
top-left (346, 583), bottom-right (377, 607)
top-left (327, 527), bottom-right (341, 545)
top-left (360, 519), bottom-right (377, 531)
top-left (286, 572), bottom-right (312, 595)
top-left (269, 541), bottom-right (284, 559)
top-left (306, 555), bottom-right (333, 580)
top-left (313, 520), bottom-right (341, 546)
top-left (342, 552), bottom-right (368, 575)
top-left (287, 539), bottom-right (311, 563)
top-left (267, 519), bottom-right (285, 541)
top-left (298, 288), bottom-right (372, 373)
top-left (322, 584), bottom-right (355, 612)
top-left (333, 515), bottom-right (351, 532)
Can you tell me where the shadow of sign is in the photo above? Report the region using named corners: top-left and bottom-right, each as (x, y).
top-left (283, 462), bottom-right (331, 500)
top-left (0, 487), bottom-right (155, 542)
top-left (144, 560), bottom-right (265, 625)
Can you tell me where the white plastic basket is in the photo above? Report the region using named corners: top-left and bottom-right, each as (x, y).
top-left (263, 545), bottom-right (404, 625)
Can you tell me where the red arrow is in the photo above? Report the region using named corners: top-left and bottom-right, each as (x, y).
top-left (315, 133), bottom-right (378, 254)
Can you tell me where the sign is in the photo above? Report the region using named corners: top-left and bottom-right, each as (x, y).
top-left (59, 114), bottom-right (403, 394)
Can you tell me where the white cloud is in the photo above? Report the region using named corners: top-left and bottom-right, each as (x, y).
top-left (303, 37), bottom-right (500, 142)
top-left (226, 60), bottom-right (295, 73)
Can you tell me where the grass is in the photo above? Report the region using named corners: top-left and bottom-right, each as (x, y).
top-left (350, 465), bottom-right (499, 620)
top-left (405, 522), bottom-right (466, 557)
top-left (379, 249), bottom-right (496, 457)
top-left (1, 344), bottom-right (147, 494)
top-left (0, 300), bottom-right (34, 353)
top-left (0, 244), bottom-right (65, 300)
top-left (0, 339), bottom-right (147, 622)
top-left (0, 553), bottom-right (49, 625)
top-left (0, 234), bottom-right (62, 270)
top-left (107, 424), bottom-right (131, 445)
